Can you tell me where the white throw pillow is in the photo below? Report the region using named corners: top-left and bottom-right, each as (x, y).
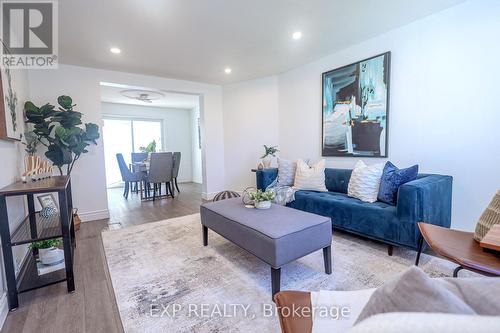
top-left (348, 160), bottom-right (384, 203)
top-left (293, 159), bottom-right (327, 192)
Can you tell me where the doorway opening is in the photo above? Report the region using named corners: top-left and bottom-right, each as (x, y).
top-left (99, 82), bottom-right (204, 226)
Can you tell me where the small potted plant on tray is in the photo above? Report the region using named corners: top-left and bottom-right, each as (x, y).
top-left (249, 189), bottom-right (275, 209)
top-left (30, 238), bottom-right (64, 265)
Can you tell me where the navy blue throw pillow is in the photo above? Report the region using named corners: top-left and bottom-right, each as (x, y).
top-left (378, 162), bottom-right (418, 205)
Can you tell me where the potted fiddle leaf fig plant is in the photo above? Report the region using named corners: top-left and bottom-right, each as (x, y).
top-left (249, 189), bottom-right (275, 210)
top-left (24, 95), bottom-right (100, 175)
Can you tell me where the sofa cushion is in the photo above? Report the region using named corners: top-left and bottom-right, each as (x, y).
top-left (294, 159), bottom-right (327, 192)
top-left (378, 161), bottom-right (418, 205)
top-left (288, 191), bottom-right (398, 241)
top-left (347, 160), bottom-right (384, 203)
top-left (325, 168), bottom-right (352, 193)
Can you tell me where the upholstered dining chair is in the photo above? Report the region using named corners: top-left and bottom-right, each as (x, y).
top-left (116, 153), bottom-right (146, 199)
top-left (130, 152), bottom-right (149, 193)
top-left (146, 152), bottom-right (174, 201)
top-left (172, 152), bottom-right (181, 193)
top-left (415, 222), bottom-right (500, 277)
top-left (131, 152), bottom-right (148, 164)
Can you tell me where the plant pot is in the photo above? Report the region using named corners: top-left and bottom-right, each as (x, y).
top-left (39, 247), bottom-right (64, 265)
top-left (262, 157), bottom-right (272, 168)
top-left (255, 200), bottom-right (272, 210)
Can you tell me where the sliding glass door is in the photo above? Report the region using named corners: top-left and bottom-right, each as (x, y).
top-left (102, 117), bottom-right (163, 187)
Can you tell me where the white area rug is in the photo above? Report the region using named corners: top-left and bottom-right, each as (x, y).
top-left (102, 213), bottom-right (472, 332)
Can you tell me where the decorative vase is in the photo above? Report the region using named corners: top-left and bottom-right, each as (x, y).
top-left (39, 247), bottom-right (64, 265)
top-left (255, 200), bottom-right (272, 210)
top-left (262, 157), bottom-right (272, 168)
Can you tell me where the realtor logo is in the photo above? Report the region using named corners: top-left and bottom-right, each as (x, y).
top-left (1, 0), bottom-right (58, 68)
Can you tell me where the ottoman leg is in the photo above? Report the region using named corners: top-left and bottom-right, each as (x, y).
top-left (323, 246), bottom-right (332, 274)
top-left (202, 225), bottom-right (208, 246)
top-left (271, 267), bottom-right (281, 299)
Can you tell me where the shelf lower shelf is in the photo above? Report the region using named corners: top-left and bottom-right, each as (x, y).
top-left (17, 251), bottom-right (70, 294)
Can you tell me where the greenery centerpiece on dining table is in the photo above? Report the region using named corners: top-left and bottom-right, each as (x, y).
top-left (24, 95), bottom-right (100, 175)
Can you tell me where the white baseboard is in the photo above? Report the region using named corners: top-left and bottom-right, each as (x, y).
top-left (79, 209), bottom-right (110, 222)
top-left (0, 292), bottom-right (8, 330)
top-left (201, 192), bottom-right (218, 200)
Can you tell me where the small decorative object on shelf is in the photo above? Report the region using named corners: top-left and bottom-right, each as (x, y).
top-left (23, 155), bottom-right (53, 181)
top-left (248, 189), bottom-right (275, 210)
top-left (73, 208), bottom-right (81, 231)
top-left (37, 193), bottom-right (58, 212)
top-left (260, 145), bottom-right (279, 169)
top-left (40, 206), bottom-right (57, 218)
top-left (29, 238), bottom-right (64, 267)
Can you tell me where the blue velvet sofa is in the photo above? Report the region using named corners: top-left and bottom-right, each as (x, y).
top-left (256, 168), bottom-right (452, 251)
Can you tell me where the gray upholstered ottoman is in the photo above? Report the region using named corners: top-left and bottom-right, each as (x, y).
top-left (200, 198), bottom-right (332, 297)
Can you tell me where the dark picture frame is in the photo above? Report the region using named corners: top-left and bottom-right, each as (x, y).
top-left (322, 52), bottom-right (391, 157)
top-left (37, 193), bottom-right (58, 212)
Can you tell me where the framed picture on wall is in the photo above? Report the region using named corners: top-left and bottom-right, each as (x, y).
top-left (0, 42), bottom-right (26, 141)
top-left (322, 52), bottom-right (391, 157)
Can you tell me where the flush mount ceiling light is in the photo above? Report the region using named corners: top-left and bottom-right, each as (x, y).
top-left (292, 31), bottom-right (302, 40)
top-left (120, 89), bottom-right (165, 103)
top-left (110, 47), bottom-right (121, 54)
top-left (224, 67), bottom-right (232, 74)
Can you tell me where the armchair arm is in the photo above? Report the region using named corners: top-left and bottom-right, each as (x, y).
top-left (256, 168), bottom-right (278, 190)
top-left (397, 175), bottom-right (453, 228)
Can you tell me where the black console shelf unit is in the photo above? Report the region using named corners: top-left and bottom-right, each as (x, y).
top-left (0, 176), bottom-right (76, 311)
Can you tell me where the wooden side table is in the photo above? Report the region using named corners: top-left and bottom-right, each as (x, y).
top-left (0, 176), bottom-right (75, 311)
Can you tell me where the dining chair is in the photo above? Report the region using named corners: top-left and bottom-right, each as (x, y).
top-left (146, 152), bottom-right (174, 201)
top-left (116, 153), bottom-right (146, 199)
top-left (130, 152), bottom-right (149, 193)
top-left (172, 152), bottom-right (181, 193)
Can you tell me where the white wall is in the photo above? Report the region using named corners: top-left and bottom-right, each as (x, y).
top-left (0, 69), bottom-right (29, 326)
top-left (277, 0), bottom-right (500, 231)
top-left (190, 104), bottom-right (202, 184)
top-left (28, 64), bottom-right (224, 219)
top-left (221, 0), bottom-right (500, 231)
top-left (222, 76), bottom-right (279, 190)
top-left (101, 102), bottom-right (194, 182)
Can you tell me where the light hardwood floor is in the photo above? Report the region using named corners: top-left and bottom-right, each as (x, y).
top-left (1, 182), bottom-right (203, 333)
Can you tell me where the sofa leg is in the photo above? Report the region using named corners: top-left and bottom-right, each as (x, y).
top-left (323, 246), bottom-right (332, 274)
top-left (453, 266), bottom-right (463, 278)
top-left (387, 244), bottom-right (393, 256)
top-left (271, 267), bottom-right (281, 300)
top-left (415, 235), bottom-right (424, 266)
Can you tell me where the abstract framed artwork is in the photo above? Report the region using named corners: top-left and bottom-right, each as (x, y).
top-left (322, 52), bottom-right (391, 157)
top-left (0, 42), bottom-right (26, 141)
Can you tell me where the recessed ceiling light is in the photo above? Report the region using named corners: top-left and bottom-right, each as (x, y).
top-left (292, 31), bottom-right (302, 40)
top-left (224, 67), bottom-right (232, 74)
top-left (110, 47), bottom-right (121, 54)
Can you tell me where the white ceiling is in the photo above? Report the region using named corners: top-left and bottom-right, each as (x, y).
top-left (60, 0), bottom-right (465, 84)
top-left (100, 83), bottom-right (199, 109)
